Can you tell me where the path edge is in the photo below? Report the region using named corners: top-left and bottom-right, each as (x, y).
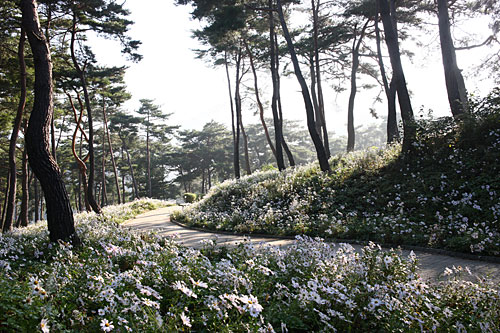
top-left (168, 217), bottom-right (500, 264)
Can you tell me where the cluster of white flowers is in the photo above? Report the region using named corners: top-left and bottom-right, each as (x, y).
top-left (179, 135), bottom-right (499, 255)
top-left (0, 199), bottom-right (499, 331)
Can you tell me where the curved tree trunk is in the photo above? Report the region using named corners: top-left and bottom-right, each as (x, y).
top-left (437, 0), bottom-right (467, 117)
top-left (2, 29), bottom-right (27, 232)
top-left (347, 36), bottom-right (359, 153)
top-left (276, 0), bottom-right (329, 172)
top-left (70, 14), bottom-right (101, 214)
top-left (378, 0), bottom-right (415, 153)
top-left (269, 2), bottom-right (285, 171)
top-left (67, 91), bottom-right (91, 212)
top-left (21, 0), bottom-right (79, 244)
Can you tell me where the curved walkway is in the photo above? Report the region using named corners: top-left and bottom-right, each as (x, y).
top-left (123, 206), bottom-right (500, 283)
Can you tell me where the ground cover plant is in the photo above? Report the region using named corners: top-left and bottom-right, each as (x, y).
top-left (0, 199), bottom-right (499, 331)
top-left (174, 94), bottom-right (500, 256)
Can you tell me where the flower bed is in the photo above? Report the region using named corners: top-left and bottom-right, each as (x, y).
top-left (0, 200), bottom-right (499, 331)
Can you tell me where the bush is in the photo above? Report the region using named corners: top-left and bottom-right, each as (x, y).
top-left (183, 192), bottom-right (197, 203)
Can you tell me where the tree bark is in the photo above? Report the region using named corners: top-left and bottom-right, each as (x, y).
top-left (437, 0), bottom-right (468, 117)
top-left (70, 14), bottom-right (101, 214)
top-left (269, 2), bottom-right (286, 171)
top-left (102, 100), bottom-right (121, 204)
top-left (2, 28), bottom-right (27, 232)
top-left (276, 0), bottom-right (329, 171)
top-left (21, 0), bottom-right (79, 244)
top-left (378, 0), bottom-right (415, 153)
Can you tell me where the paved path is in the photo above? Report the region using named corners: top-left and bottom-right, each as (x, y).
top-left (123, 206), bottom-right (500, 284)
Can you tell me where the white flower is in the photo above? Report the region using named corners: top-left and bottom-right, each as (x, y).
top-left (180, 312), bottom-right (192, 327)
top-left (40, 318), bottom-right (50, 333)
top-left (383, 256), bottom-right (393, 266)
top-left (239, 295), bottom-right (263, 317)
top-left (190, 277), bottom-right (208, 288)
top-left (100, 319), bottom-right (114, 332)
top-left (98, 308), bottom-right (106, 316)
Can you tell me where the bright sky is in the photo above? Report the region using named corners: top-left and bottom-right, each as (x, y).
top-left (89, 0), bottom-right (495, 137)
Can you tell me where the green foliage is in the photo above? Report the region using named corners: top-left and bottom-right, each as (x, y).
top-left (178, 105), bottom-right (500, 255)
top-left (183, 192), bottom-right (197, 203)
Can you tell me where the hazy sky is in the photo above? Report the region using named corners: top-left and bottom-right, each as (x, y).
top-left (89, 0), bottom-right (495, 137)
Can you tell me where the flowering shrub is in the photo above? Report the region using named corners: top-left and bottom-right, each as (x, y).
top-left (176, 107), bottom-right (500, 255)
top-left (0, 201), bottom-right (499, 331)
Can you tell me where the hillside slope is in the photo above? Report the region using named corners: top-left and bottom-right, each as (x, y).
top-left (176, 100), bottom-right (500, 256)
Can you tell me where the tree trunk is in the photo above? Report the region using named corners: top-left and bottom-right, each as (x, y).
top-left (347, 39), bottom-right (359, 152)
top-left (21, 0), bottom-right (79, 244)
top-left (121, 159), bottom-right (126, 203)
top-left (239, 101), bottom-right (252, 175)
top-left (310, 57), bottom-right (322, 138)
top-left (378, 0), bottom-right (415, 153)
top-left (102, 101), bottom-right (121, 203)
top-left (70, 14), bottom-right (101, 214)
top-left (347, 20), bottom-right (369, 152)
top-left (437, 0), bottom-right (468, 117)
top-left (274, 32), bottom-right (296, 167)
top-left (244, 40), bottom-right (277, 158)
top-left (201, 169), bottom-right (206, 194)
top-left (20, 120), bottom-right (29, 227)
top-left (234, 48), bottom-right (242, 178)
top-left (224, 51), bottom-right (239, 179)
top-left (269, 2), bottom-right (286, 171)
top-left (312, 0), bottom-right (330, 159)
top-left (2, 28), bottom-right (27, 232)
top-left (276, 0), bottom-right (329, 172)
top-left (375, 7), bottom-right (399, 143)
top-left (101, 131), bottom-right (107, 206)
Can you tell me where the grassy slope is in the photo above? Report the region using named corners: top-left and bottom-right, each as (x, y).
top-left (176, 108), bottom-right (500, 256)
